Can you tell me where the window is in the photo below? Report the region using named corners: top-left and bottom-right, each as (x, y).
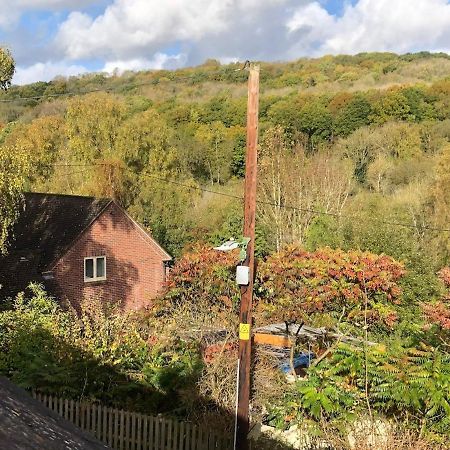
top-left (84, 256), bottom-right (106, 282)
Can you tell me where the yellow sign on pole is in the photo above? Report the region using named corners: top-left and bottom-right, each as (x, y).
top-left (239, 323), bottom-right (251, 341)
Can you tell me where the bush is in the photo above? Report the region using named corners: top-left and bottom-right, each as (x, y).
top-left (257, 246), bottom-right (405, 329)
top-left (0, 284), bottom-right (203, 414)
top-left (269, 342), bottom-right (450, 440)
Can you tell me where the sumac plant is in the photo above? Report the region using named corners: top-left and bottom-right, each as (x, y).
top-left (257, 246), bottom-right (405, 327)
top-left (162, 244), bottom-right (240, 312)
top-left (162, 245), bottom-right (405, 330)
top-left (422, 267), bottom-right (450, 337)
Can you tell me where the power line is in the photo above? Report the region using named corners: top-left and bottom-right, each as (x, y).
top-left (52, 163), bottom-right (450, 234)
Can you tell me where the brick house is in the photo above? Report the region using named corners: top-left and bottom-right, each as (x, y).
top-left (0, 193), bottom-right (171, 310)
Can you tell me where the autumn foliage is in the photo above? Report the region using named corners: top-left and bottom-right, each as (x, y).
top-left (422, 267), bottom-right (450, 330)
top-left (164, 244), bottom-right (240, 311)
top-left (257, 246), bottom-right (405, 326)
top-left (163, 245), bottom-right (406, 328)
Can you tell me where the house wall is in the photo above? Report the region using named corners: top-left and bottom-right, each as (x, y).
top-left (50, 203), bottom-right (168, 310)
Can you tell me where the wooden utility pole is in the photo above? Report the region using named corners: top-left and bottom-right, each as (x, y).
top-left (235, 64), bottom-right (259, 450)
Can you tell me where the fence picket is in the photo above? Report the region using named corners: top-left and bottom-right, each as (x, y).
top-left (191, 425), bottom-right (197, 450)
top-left (92, 403), bottom-right (96, 435)
top-left (75, 400), bottom-right (79, 428)
top-left (107, 408), bottom-right (113, 448)
top-left (102, 405), bottom-right (108, 443)
top-left (131, 413), bottom-right (136, 450)
top-left (143, 415), bottom-right (148, 450)
top-left (197, 426), bottom-right (203, 450)
top-left (120, 409), bottom-right (125, 450)
top-left (167, 418), bottom-right (172, 450)
top-left (114, 408), bottom-right (119, 449)
top-left (31, 391), bottom-right (232, 450)
top-left (171, 419), bottom-right (178, 450)
top-left (125, 410), bottom-right (130, 450)
top-left (149, 416), bottom-right (155, 450)
top-left (87, 403), bottom-right (92, 433)
top-left (160, 417), bottom-right (164, 450)
top-left (69, 399), bottom-right (74, 423)
top-left (155, 416), bottom-right (160, 450)
top-left (186, 422), bottom-right (191, 450)
top-left (80, 402), bottom-right (85, 430)
top-left (137, 413), bottom-right (142, 450)
top-left (178, 421), bottom-right (184, 450)
top-left (96, 404), bottom-right (102, 440)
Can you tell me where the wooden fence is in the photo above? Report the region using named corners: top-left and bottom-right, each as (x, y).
top-left (32, 392), bottom-right (232, 450)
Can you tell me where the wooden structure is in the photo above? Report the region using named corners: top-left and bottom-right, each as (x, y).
top-left (32, 392), bottom-right (232, 450)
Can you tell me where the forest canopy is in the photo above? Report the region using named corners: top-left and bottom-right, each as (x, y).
top-left (1, 50), bottom-right (450, 446)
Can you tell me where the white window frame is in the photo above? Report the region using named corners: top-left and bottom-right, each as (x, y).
top-left (84, 256), bottom-right (107, 282)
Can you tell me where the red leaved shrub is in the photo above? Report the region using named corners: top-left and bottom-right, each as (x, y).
top-left (422, 267), bottom-right (450, 330)
top-left (257, 246), bottom-right (405, 326)
top-left (162, 245), bottom-right (406, 329)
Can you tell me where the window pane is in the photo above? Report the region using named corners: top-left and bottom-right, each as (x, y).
top-left (96, 257), bottom-right (105, 278)
top-left (85, 259), bottom-right (94, 279)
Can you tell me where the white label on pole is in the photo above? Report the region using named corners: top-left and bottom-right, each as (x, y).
top-left (236, 265), bottom-right (250, 285)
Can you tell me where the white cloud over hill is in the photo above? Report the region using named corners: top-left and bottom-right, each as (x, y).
top-left (7, 0), bottom-right (450, 84)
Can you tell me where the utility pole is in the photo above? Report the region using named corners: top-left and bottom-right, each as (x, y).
top-left (235, 64), bottom-right (259, 450)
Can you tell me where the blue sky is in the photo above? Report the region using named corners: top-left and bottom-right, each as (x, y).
top-left (1, 0), bottom-right (449, 85)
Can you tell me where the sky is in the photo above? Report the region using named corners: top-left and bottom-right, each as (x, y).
top-left (1, 0), bottom-right (450, 85)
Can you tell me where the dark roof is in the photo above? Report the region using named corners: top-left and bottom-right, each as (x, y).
top-left (0, 193), bottom-right (111, 296)
top-left (12, 193), bottom-right (111, 270)
top-left (0, 376), bottom-right (110, 450)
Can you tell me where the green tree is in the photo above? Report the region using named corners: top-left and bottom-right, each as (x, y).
top-left (370, 90), bottom-right (412, 123)
top-left (0, 48), bottom-right (15, 90)
top-left (0, 48), bottom-right (20, 252)
top-left (66, 92), bottom-right (126, 162)
top-left (333, 95), bottom-right (372, 136)
top-left (298, 100), bottom-right (333, 153)
top-left (0, 144), bottom-right (30, 252)
top-left (193, 121), bottom-right (235, 184)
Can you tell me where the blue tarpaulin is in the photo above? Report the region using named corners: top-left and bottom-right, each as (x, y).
top-left (278, 352), bottom-right (316, 373)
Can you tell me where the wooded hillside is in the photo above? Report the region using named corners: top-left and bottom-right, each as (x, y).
top-left (1, 52), bottom-right (449, 270)
top-left (1, 51), bottom-right (450, 447)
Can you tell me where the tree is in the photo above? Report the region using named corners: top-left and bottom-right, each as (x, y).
top-left (370, 89), bottom-right (412, 124)
top-left (66, 92), bottom-right (126, 163)
top-left (258, 126), bottom-right (352, 251)
top-left (0, 48), bottom-right (20, 252)
top-left (422, 268), bottom-right (450, 348)
top-left (0, 144), bottom-right (30, 253)
top-left (4, 115), bottom-right (65, 186)
top-left (337, 122), bottom-right (423, 184)
top-left (427, 146), bottom-right (450, 259)
top-left (298, 100), bottom-right (333, 153)
top-left (333, 95), bottom-right (372, 137)
top-left (120, 109), bottom-right (199, 254)
top-left (193, 121), bottom-right (235, 184)
top-left (0, 48), bottom-right (15, 90)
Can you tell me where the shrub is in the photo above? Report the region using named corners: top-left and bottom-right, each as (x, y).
top-left (257, 246), bottom-right (405, 328)
top-left (0, 284), bottom-right (203, 414)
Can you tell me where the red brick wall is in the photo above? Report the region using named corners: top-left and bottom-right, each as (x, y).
top-left (50, 203), bottom-right (169, 310)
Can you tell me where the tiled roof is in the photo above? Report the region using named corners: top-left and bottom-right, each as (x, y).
top-left (0, 193), bottom-right (111, 297)
top-left (0, 376), bottom-right (110, 450)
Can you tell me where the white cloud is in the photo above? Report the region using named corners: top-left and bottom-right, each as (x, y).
top-left (288, 0), bottom-right (450, 55)
top-left (14, 61), bottom-right (89, 85)
top-left (56, 0), bottom-right (289, 60)
top-left (8, 0), bottom-right (450, 84)
top-left (54, 0), bottom-right (450, 73)
top-left (102, 52), bottom-right (186, 74)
